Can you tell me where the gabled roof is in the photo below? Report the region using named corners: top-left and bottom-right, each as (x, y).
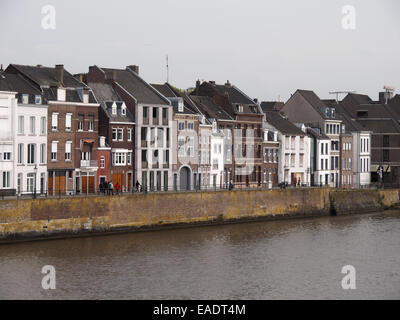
top-left (0, 72), bottom-right (42, 95)
top-left (7, 64), bottom-right (84, 88)
top-left (264, 111), bottom-right (306, 136)
top-left (297, 90), bottom-right (326, 109)
top-left (213, 83), bottom-right (257, 106)
top-left (103, 101), bottom-right (134, 122)
top-left (89, 82), bottom-right (121, 102)
top-left (150, 83), bottom-right (194, 114)
top-left (100, 67), bottom-right (170, 105)
top-left (341, 93), bottom-right (374, 109)
top-left (189, 95), bottom-right (234, 121)
top-left (260, 101), bottom-right (284, 112)
top-left (357, 118), bottom-right (400, 134)
top-left (150, 83), bottom-right (178, 98)
top-left (335, 104), bottom-right (365, 132)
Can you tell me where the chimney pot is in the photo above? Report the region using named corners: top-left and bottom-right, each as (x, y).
top-left (225, 80), bottom-right (231, 87)
top-left (209, 81), bottom-right (215, 85)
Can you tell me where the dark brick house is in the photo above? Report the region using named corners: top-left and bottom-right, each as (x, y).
top-left (6, 64), bottom-right (100, 195)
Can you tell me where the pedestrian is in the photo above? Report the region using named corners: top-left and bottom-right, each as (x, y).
top-left (99, 182), bottom-right (103, 195)
top-left (108, 181), bottom-right (114, 195)
top-left (115, 182), bottom-right (120, 195)
top-left (135, 180), bottom-right (141, 192)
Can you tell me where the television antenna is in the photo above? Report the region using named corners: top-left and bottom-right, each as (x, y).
top-left (166, 54), bottom-right (169, 83)
top-left (329, 90), bottom-right (356, 103)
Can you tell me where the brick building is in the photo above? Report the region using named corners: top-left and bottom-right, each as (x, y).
top-left (5, 64), bottom-right (100, 195)
top-left (87, 72), bottom-right (135, 192)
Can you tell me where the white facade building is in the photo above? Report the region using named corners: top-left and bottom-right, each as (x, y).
top-left (0, 89), bottom-right (47, 195)
top-left (353, 131), bottom-right (372, 188)
top-left (210, 125), bottom-right (224, 188)
top-left (0, 91), bottom-right (16, 193)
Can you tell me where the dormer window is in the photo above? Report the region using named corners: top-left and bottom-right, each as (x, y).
top-left (57, 88), bottom-right (66, 102)
top-left (22, 94), bottom-right (29, 104)
top-left (331, 108), bottom-right (335, 118)
top-left (121, 103), bottom-right (126, 115)
top-left (237, 105), bottom-right (243, 113)
top-left (83, 93), bottom-right (89, 104)
top-left (35, 95), bottom-right (42, 104)
top-left (178, 100), bottom-right (184, 113)
top-left (111, 102), bottom-right (117, 115)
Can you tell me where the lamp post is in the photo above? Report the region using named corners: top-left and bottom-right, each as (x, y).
top-left (34, 164), bottom-right (38, 199)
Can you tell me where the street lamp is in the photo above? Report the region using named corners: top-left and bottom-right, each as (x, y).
top-left (34, 164), bottom-right (38, 199)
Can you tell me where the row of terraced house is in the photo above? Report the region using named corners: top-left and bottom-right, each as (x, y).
top-left (1, 63), bottom-right (400, 196)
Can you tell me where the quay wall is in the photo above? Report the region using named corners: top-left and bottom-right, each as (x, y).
top-left (0, 188), bottom-right (399, 243)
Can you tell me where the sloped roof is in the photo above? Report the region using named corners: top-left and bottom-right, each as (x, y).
top-left (103, 101), bottom-right (134, 122)
top-left (335, 104), bottom-right (365, 132)
top-left (306, 127), bottom-right (330, 140)
top-left (101, 67), bottom-right (170, 105)
top-left (0, 72), bottom-right (42, 94)
top-left (89, 82), bottom-right (121, 103)
top-left (7, 64), bottom-right (84, 88)
top-left (264, 111), bottom-right (306, 136)
top-left (213, 84), bottom-right (256, 105)
top-left (357, 118), bottom-right (400, 134)
top-left (190, 95), bottom-right (233, 121)
top-left (260, 101), bottom-right (284, 112)
top-left (150, 83), bottom-right (178, 98)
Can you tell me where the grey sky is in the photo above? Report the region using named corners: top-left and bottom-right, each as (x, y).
top-left (1, 0), bottom-right (399, 102)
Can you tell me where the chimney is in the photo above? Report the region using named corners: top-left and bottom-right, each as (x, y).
top-left (195, 80), bottom-right (200, 95)
top-left (99, 136), bottom-right (106, 148)
top-left (55, 64), bottom-right (64, 84)
top-left (83, 87), bottom-right (89, 104)
top-left (254, 98), bottom-right (258, 103)
top-left (128, 65), bottom-right (139, 74)
top-left (225, 80), bottom-right (231, 87)
top-left (209, 81), bottom-right (215, 85)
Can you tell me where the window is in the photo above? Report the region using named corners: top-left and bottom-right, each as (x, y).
top-left (153, 107), bottom-right (158, 119)
top-left (17, 173), bottom-right (22, 193)
top-left (112, 128), bottom-right (117, 141)
top-left (127, 128), bottom-right (132, 141)
top-left (88, 115), bottom-right (94, 131)
top-left (113, 152), bottom-right (126, 165)
top-left (78, 115), bottom-right (84, 131)
top-left (65, 141), bottom-right (72, 161)
top-left (40, 144), bottom-right (46, 164)
top-left (178, 137), bottom-right (185, 157)
top-left (35, 95), bottom-right (42, 104)
top-left (163, 150), bottom-right (169, 166)
top-left (40, 116), bottom-right (46, 134)
top-left (162, 108), bottom-right (167, 120)
top-left (112, 103), bottom-right (117, 115)
top-left (100, 156), bottom-right (105, 168)
top-left (143, 106), bottom-right (149, 118)
top-left (29, 116), bottom-right (35, 134)
top-left (121, 105), bottom-right (126, 115)
top-left (141, 127), bottom-right (147, 143)
top-left (321, 159), bottom-right (324, 170)
top-left (213, 159), bottom-right (218, 170)
top-left (18, 143), bottom-right (24, 164)
top-left (18, 116), bottom-right (24, 134)
top-left (2, 171), bottom-right (11, 188)
top-left (57, 88), bottom-right (66, 101)
top-left (27, 173), bottom-right (35, 193)
top-left (188, 122), bottom-right (194, 131)
top-left (3, 152), bottom-right (11, 160)
top-left (51, 141), bottom-right (58, 160)
top-left (299, 154), bottom-right (304, 167)
top-left (178, 122), bottom-right (185, 131)
top-left (157, 128), bottom-right (164, 147)
top-left (117, 128), bottom-right (123, 141)
top-left (51, 113), bottom-right (58, 131)
top-left (300, 137), bottom-right (304, 150)
top-left (27, 144), bottom-right (36, 164)
top-left (127, 153), bottom-right (131, 165)
top-left (22, 94), bottom-right (29, 104)
top-left (237, 105), bottom-right (243, 112)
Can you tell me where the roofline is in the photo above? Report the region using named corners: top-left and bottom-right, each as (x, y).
top-left (125, 66), bottom-right (171, 105)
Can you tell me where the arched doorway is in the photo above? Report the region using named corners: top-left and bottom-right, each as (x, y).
top-left (180, 166), bottom-right (191, 190)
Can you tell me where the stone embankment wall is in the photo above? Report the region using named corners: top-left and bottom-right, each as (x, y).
top-left (0, 188), bottom-right (398, 243)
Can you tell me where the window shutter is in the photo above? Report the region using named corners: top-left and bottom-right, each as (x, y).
top-left (52, 142), bottom-right (58, 153)
top-left (66, 114), bottom-right (72, 128)
top-left (52, 113), bottom-right (58, 127)
top-left (65, 142), bottom-right (71, 153)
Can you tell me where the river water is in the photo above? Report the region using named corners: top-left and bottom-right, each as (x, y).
top-left (0, 210), bottom-right (400, 300)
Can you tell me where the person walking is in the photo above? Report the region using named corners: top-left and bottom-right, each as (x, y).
top-left (108, 181), bottom-right (114, 196)
top-left (135, 180), bottom-right (141, 192)
top-left (115, 182), bottom-right (120, 195)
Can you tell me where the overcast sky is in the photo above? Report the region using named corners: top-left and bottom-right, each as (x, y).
top-left (1, 0), bottom-right (399, 102)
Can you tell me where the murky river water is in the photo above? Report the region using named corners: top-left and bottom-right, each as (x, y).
top-left (0, 210), bottom-right (400, 299)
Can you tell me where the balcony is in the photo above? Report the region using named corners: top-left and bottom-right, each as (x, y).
top-left (80, 160), bottom-right (98, 168)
